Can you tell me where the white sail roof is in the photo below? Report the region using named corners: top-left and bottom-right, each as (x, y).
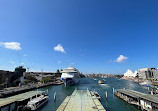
top-left (124, 69), bottom-right (137, 77)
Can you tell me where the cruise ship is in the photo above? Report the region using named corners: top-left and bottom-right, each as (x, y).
top-left (61, 66), bottom-right (81, 86)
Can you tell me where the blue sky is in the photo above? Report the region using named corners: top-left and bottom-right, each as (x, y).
top-left (0, 0), bottom-right (158, 74)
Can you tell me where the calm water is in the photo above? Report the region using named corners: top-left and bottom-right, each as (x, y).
top-left (38, 78), bottom-right (150, 111)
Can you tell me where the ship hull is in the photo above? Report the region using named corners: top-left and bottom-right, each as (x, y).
top-left (62, 78), bottom-right (79, 86)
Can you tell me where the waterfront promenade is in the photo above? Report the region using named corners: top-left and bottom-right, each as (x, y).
top-left (0, 80), bottom-right (63, 98)
top-left (57, 89), bottom-right (106, 111)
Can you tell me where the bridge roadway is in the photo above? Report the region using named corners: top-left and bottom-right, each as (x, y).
top-left (57, 89), bottom-right (106, 111)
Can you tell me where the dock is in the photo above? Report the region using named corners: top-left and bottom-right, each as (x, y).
top-left (57, 89), bottom-right (106, 111)
top-left (0, 91), bottom-right (45, 111)
top-left (114, 89), bottom-right (158, 111)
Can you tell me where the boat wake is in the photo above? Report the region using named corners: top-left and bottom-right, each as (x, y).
top-left (99, 84), bottom-right (109, 88)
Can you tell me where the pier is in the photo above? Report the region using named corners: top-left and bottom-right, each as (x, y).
top-left (114, 89), bottom-right (158, 111)
top-left (57, 89), bottom-right (106, 111)
top-left (0, 90), bottom-right (45, 111)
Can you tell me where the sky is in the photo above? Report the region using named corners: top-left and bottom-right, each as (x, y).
top-left (0, 0), bottom-right (158, 74)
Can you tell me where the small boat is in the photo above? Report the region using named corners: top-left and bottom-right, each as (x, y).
top-left (93, 78), bottom-right (97, 80)
top-left (25, 93), bottom-right (49, 111)
top-left (90, 91), bottom-right (101, 101)
top-left (103, 79), bottom-right (106, 81)
top-left (98, 80), bottom-right (104, 84)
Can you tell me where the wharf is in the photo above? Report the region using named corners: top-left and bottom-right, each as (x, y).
top-left (0, 81), bottom-right (63, 98)
top-left (114, 89), bottom-right (158, 111)
top-left (57, 89), bottom-right (106, 111)
top-left (0, 91), bottom-right (45, 111)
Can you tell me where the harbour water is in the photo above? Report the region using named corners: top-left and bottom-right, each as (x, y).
top-left (38, 78), bottom-right (150, 111)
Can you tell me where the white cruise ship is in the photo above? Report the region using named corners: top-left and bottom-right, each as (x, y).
top-left (61, 66), bottom-right (81, 86)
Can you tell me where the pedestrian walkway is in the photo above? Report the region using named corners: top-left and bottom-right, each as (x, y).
top-left (57, 89), bottom-right (106, 111)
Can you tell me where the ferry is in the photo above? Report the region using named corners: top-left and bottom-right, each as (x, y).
top-left (61, 66), bottom-right (81, 86)
top-left (98, 80), bottom-right (104, 84)
top-left (25, 94), bottom-right (48, 111)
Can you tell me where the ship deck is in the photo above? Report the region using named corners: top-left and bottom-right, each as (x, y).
top-left (57, 89), bottom-right (106, 111)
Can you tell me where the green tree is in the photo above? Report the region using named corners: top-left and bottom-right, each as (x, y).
top-left (41, 77), bottom-right (53, 83)
top-left (25, 75), bottom-right (38, 82)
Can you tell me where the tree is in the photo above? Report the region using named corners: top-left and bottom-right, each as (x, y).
top-left (25, 75), bottom-right (38, 82)
top-left (41, 77), bottom-right (53, 83)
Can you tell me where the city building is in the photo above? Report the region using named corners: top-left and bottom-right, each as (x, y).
top-left (24, 72), bottom-right (62, 82)
top-left (137, 68), bottom-right (158, 80)
top-left (0, 70), bottom-right (12, 85)
top-left (0, 66), bottom-right (26, 87)
top-left (85, 74), bottom-right (121, 78)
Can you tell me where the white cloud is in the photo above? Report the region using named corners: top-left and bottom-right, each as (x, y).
top-left (114, 55), bottom-right (128, 63)
top-left (57, 61), bottom-right (61, 64)
top-left (0, 42), bottom-right (21, 50)
top-left (23, 54), bottom-right (27, 57)
top-left (54, 44), bottom-right (66, 53)
top-left (10, 62), bottom-right (15, 64)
